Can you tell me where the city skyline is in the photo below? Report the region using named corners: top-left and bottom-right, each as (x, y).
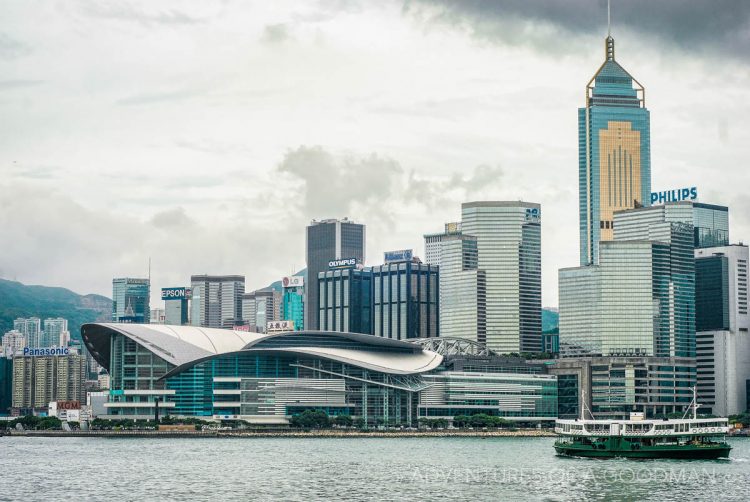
top-left (2, 1), bottom-right (749, 309)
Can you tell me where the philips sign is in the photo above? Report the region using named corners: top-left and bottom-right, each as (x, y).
top-left (161, 287), bottom-right (191, 300)
top-left (328, 258), bottom-right (357, 270)
top-left (23, 347), bottom-right (70, 356)
top-left (650, 187), bottom-right (697, 205)
top-left (384, 249), bottom-right (413, 263)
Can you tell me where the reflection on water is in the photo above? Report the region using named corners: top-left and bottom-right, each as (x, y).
top-left (2, 437), bottom-right (749, 501)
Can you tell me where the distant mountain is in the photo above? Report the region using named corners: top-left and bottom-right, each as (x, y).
top-left (0, 279), bottom-right (112, 340)
top-left (542, 308), bottom-right (559, 333)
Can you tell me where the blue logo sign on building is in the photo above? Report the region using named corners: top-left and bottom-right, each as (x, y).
top-left (525, 207), bottom-right (541, 222)
top-left (650, 187), bottom-right (697, 205)
top-left (384, 249), bottom-right (413, 263)
top-left (161, 287), bottom-right (191, 300)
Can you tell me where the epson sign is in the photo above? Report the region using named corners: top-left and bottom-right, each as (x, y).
top-left (162, 287), bottom-right (191, 300)
top-left (328, 258), bottom-right (357, 270)
top-left (650, 187), bottom-right (697, 205)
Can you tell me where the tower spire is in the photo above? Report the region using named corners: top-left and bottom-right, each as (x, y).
top-left (605, 0), bottom-right (615, 61)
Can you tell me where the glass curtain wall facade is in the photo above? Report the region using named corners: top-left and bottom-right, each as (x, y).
top-left (305, 219), bottom-right (365, 330)
top-left (372, 261), bottom-right (438, 340)
top-left (695, 255), bottom-right (730, 332)
top-left (693, 203), bottom-right (729, 249)
top-left (318, 269), bottom-right (372, 334)
top-left (613, 204), bottom-right (696, 358)
top-left (282, 286), bottom-right (304, 331)
top-left (461, 202), bottom-right (542, 354)
top-left (418, 372), bottom-right (557, 420)
top-left (438, 234), bottom-right (487, 344)
top-left (579, 35), bottom-right (650, 266)
top-left (112, 278), bottom-right (150, 324)
top-left (190, 275), bottom-right (245, 329)
top-left (551, 356), bottom-right (695, 420)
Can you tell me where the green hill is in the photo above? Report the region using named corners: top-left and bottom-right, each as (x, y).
top-left (0, 279), bottom-right (111, 340)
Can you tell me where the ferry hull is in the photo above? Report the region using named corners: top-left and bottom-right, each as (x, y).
top-left (554, 442), bottom-right (731, 459)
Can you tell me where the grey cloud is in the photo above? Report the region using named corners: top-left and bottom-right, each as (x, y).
top-left (80, 1), bottom-right (206, 27)
top-left (0, 183), bottom-right (302, 300)
top-left (0, 79), bottom-right (44, 89)
top-left (150, 207), bottom-right (195, 229)
top-left (405, 0), bottom-right (750, 59)
top-left (261, 24), bottom-right (292, 45)
top-left (0, 33), bottom-right (31, 59)
top-left (277, 146), bottom-right (402, 218)
top-left (406, 164), bottom-right (504, 208)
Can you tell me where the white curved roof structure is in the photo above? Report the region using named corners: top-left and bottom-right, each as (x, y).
top-left (81, 323), bottom-right (443, 377)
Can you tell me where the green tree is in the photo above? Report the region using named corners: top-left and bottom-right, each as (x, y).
top-left (290, 409), bottom-right (330, 429)
top-left (333, 415), bottom-right (353, 427)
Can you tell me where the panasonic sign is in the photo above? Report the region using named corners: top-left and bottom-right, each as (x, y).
top-left (650, 187), bottom-right (697, 205)
top-left (328, 258), bottom-right (357, 270)
top-left (23, 347), bottom-right (70, 356)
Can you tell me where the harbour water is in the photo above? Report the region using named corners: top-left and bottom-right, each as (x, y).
top-left (3, 436), bottom-right (749, 501)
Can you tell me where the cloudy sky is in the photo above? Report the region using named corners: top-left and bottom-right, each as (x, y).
top-left (1, 0), bottom-right (749, 308)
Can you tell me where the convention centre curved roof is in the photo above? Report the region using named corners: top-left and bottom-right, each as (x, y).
top-left (81, 323), bottom-right (443, 378)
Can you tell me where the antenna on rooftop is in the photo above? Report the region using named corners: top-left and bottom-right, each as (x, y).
top-left (607, 0), bottom-right (611, 37)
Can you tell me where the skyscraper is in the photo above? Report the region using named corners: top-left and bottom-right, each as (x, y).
top-left (435, 232), bottom-right (486, 344)
top-left (242, 288), bottom-right (282, 332)
top-left (305, 218), bottom-right (365, 330)
top-left (695, 244), bottom-right (750, 416)
top-left (12, 353), bottom-right (86, 411)
top-left (560, 202), bottom-right (696, 358)
top-left (318, 267), bottom-right (372, 334)
top-left (461, 202), bottom-right (541, 353)
top-left (579, 32), bottom-right (651, 265)
top-left (371, 253), bottom-right (439, 340)
top-left (423, 222), bottom-right (461, 267)
top-left (190, 275), bottom-right (245, 329)
top-left (42, 318), bottom-right (69, 347)
top-left (13, 318), bottom-right (41, 348)
top-left (112, 278), bottom-right (150, 324)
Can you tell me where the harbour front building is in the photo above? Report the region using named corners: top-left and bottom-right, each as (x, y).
top-left (81, 324), bottom-right (559, 425)
top-left (82, 323), bottom-right (441, 425)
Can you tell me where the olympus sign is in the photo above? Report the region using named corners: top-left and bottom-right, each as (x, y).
top-left (328, 258), bottom-right (357, 269)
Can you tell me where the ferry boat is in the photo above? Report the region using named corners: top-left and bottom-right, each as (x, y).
top-left (554, 389), bottom-right (731, 459)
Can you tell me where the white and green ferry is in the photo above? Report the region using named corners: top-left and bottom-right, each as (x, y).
top-left (554, 389), bottom-right (731, 459)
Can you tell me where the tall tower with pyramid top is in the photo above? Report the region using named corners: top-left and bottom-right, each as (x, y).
top-left (579, 25), bottom-right (651, 265)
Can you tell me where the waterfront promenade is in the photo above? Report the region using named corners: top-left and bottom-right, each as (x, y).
top-left (3, 428), bottom-right (555, 438)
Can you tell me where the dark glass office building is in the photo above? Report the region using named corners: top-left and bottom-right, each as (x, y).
top-left (305, 219), bottom-right (365, 330)
top-left (695, 254), bottom-right (730, 332)
top-left (372, 259), bottom-right (439, 340)
top-left (318, 268), bottom-right (372, 334)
